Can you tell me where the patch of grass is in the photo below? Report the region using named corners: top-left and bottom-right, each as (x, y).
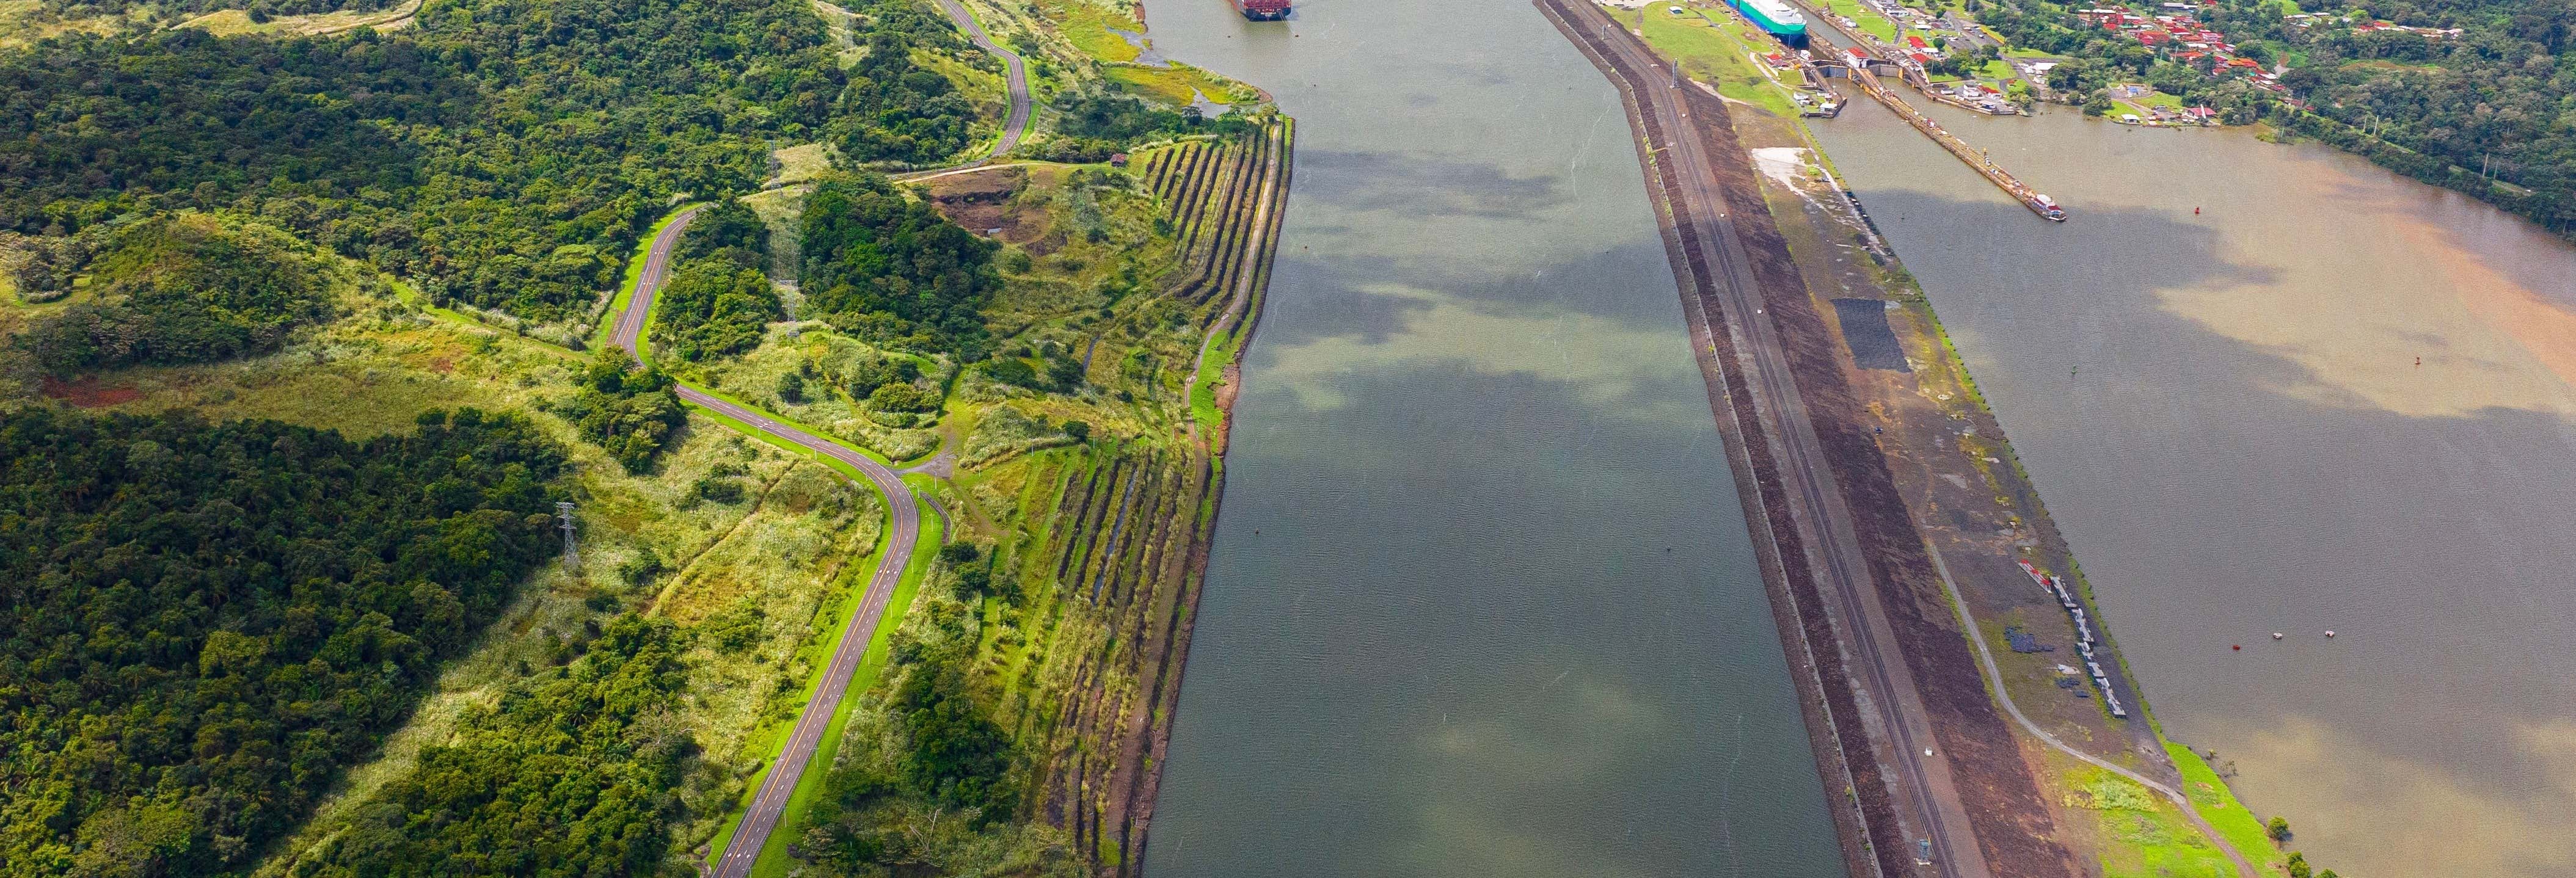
top-left (1186, 328), bottom-right (1233, 438)
top-left (1625, 7), bottom-right (1800, 117)
top-left (1822, 0), bottom-right (1900, 42)
top-left (1038, 0), bottom-right (1143, 63)
top-left (177, 0), bottom-right (421, 37)
top-left (768, 143), bottom-right (836, 189)
top-left (2165, 740), bottom-right (2290, 870)
top-left (2052, 762), bottom-right (2239, 878)
top-left (917, 45), bottom-right (1010, 130)
top-left (682, 322), bottom-right (945, 462)
top-left (1104, 62), bottom-right (1240, 107)
top-left (0, 0), bottom-right (147, 49)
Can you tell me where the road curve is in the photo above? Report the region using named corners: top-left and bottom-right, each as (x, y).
top-left (1536, 1), bottom-right (1989, 875)
top-left (1920, 542), bottom-right (2258, 878)
top-left (933, 0), bottom-right (1032, 160)
top-left (606, 209), bottom-right (925, 878)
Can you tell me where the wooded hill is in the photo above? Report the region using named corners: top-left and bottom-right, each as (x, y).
top-left (0, 407), bottom-right (568, 876)
top-left (0, 0), bottom-right (1295, 874)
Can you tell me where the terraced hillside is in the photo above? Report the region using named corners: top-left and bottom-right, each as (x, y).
top-left (675, 117), bottom-right (1291, 878)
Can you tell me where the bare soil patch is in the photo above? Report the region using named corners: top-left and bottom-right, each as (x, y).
top-left (921, 167), bottom-right (1056, 252)
top-left (42, 375), bottom-right (143, 408)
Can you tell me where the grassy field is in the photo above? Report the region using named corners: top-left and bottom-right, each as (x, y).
top-left (1104, 61), bottom-right (1245, 107)
top-left (1626, 7), bottom-right (1802, 118)
top-left (2165, 740), bottom-right (2291, 871)
top-left (175, 0), bottom-right (421, 37)
top-left (0, 0), bottom-right (146, 49)
top-left (1037, 0), bottom-right (1143, 63)
top-left (1821, 0), bottom-right (1901, 42)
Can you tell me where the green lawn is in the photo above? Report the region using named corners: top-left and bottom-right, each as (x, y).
top-left (1625, 7), bottom-right (1801, 117)
top-left (1038, 0), bottom-right (1142, 63)
top-left (1104, 62), bottom-right (1238, 107)
top-left (1823, 0), bottom-right (1900, 42)
top-left (2064, 764), bottom-right (2241, 878)
top-left (1979, 57), bottom-right (2016, 81)
top-left (2164, 741), bottom-right (2291, 871)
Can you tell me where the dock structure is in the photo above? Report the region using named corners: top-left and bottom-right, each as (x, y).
top-left (1838, 58), bottom-right (2064, 220)
top-left (1774, 3), bottom-right (2067, 220)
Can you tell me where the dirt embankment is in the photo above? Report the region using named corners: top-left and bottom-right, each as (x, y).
top-left (1536, 0), bottom-right (2080, 873)
top-left (1532, 2), bottom-right (1888, 873)
top-left (1676, 81), bottom-right (2078, 878)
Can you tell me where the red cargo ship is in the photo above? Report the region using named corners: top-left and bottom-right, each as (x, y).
top-left (1231, 0), bottom-right (1288, 20)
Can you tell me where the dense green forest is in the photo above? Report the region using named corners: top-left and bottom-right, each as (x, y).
top-left (0, 0), bottom-right (842, 324)
top-left (1994, 0), bottom-right (2576, 233)
top-left (0, 407), bottom-right (566, 876)
top-left (655, 202), bottom-right (779, 361)
top-left (799, 174), bottom-right (1001, 354)
top-left (12, 214), bottom-right (332, 374)
top-left (282, 615), bottom-right (693, 877)
top-left (558, 349), bottom-right (688, 473)
top-left (833, 0), bottom-right (982, 165)
top-left (28, 0), bottom-right (401, 21)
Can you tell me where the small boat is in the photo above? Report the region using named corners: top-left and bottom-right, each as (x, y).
top-left (1229, 0), bottom-right (1288, 20)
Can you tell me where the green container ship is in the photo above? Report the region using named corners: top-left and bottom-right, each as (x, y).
top-left (1728, 0), bottom-right (1811, 47)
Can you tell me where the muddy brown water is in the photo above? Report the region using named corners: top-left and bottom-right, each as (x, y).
top-left (1135, 1), bottom-right (1846, 876)
top-left (1810, 95), bottom-right (2576, 876)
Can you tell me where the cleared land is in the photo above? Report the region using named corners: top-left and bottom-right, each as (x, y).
top-left (1580, 3), bottom-right (2288, 875)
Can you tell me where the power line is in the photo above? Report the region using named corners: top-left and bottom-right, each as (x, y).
top-left (557, 502), bottom-right (578, 568)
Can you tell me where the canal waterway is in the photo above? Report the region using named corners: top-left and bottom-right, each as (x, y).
top-left (1137, 1), bottom-right (1847, 876)
top-left (1811, 96), bottom-right (2576, 877)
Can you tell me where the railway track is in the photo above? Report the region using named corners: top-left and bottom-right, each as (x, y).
top-left (1536, 1), bottom-right (1993, 874)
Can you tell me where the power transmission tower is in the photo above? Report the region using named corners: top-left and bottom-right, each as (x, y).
top-left (557, 502), bottom-right (578, 568)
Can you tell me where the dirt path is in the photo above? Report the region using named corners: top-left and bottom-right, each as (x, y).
top-left (1920, 541), bottom-right (2259, 878)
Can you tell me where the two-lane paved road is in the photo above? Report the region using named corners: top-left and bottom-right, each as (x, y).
top-left (606, 209), bottom-right (925, 878)
top-left (935, 0), bottom-right (1032, 159)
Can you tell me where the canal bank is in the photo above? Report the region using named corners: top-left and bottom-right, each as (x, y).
top-left (1809, 93), bottom-right (2576, 878)
top-left (1130, 0), bottom-right (1848, 875)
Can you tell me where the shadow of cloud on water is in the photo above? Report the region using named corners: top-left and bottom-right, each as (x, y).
top-left (1286, 148), bottom-right (1574, 220)
top-left (1238, 238), bottom-right (1742, 438)
top-left (1164, 313), bottom-right (1845, 878)
top-left (1853, 189), bottom-right (2576, 878)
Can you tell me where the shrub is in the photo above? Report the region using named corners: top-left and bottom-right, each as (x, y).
top-left (868, 382), bottom-right (941, 413)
